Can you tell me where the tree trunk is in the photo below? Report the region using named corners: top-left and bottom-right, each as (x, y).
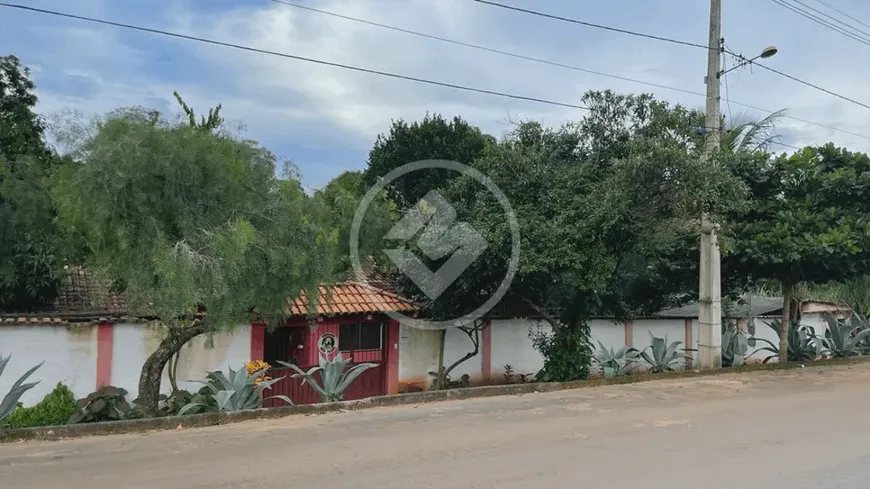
top-left (436, 329), bottom-right (446, 390)
top-left (167, 352), bottom-right (181, 393)
top-left (779, 282), bottom-right (794, 363)
top-left (137, 321), bottom-right (208, 416)
top-left (443, 322), bottom-right (482, 381)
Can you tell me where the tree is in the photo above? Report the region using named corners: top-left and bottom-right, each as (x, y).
top-left (363, 114), bottom-right (495, 208)
top-left (51, 106), bottom-right (337, 414)
top-left (724, 143), bottom-right (870, 360)
top-left (0, 54), bottom-right (69, 311)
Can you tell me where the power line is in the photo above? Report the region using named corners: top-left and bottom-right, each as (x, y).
top-left (789, 0), bottom-right (870, 39)
top-left (813, 0), bottom-right (870, 31)
top-left (274, 0), bottom-right (869, 141)
top-left (0, 3), bottom-right (589, 111)
top-left (471, 0), bottom-right (709, 51)
top-left (473, 0), bottom-right (870, 113)
top-left (771, 0), bottom-right (870, 46)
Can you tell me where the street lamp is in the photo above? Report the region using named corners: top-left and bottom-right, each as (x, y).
top-left (718, 45), bottom-right (778, 78)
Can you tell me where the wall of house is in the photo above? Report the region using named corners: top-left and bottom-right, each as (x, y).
top-left (0, 324), bottom-right (98, 405)
top-left (397, 317), bottom-right (693, 390)
top-left (110, 323), bottom-right (252, 400)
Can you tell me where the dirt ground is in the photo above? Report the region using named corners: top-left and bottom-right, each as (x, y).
top-left (3, 363), bottom-right (870, 488)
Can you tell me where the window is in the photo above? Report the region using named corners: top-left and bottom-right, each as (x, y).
top-left (339, 322), bottom-right (383, 351)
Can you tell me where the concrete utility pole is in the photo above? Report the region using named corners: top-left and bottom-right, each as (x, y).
top-left (698, 0), bottom-right (723, 370)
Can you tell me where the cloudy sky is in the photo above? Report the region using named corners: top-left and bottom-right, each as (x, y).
top-left (3, 0), bottom-right (869, 189)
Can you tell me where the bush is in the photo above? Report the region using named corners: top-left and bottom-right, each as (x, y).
top-left (70, 385), bottom-right (131, 423)
top-left (529, 321), bottom-right (593, 382)
top-left (1, 383), bottom-right (78, 429)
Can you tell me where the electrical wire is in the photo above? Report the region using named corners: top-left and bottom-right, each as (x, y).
top-left (273, 0), bottom-right (870, 142)
top-left (471, 0), bottom-right (710, 51)
top-left (813, 0), bottom-right (870, 31)
top-left (473, 0), bottom-right (870, 113)
top-left (789, 0), bottom-right (870, 39)
top-left (770, 0), bottom-right (870, 46)
top-left (0, 3), bottom-right (589, 111)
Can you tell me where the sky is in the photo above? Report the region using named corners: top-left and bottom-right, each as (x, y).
top-left (2, 0), bottom-right (869, 189)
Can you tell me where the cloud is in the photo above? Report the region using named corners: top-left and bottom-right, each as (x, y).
top-left (3, 0), bottom-right (869, 188)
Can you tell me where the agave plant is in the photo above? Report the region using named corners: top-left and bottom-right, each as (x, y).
top-left (635, 333), bottom-right (689, 373)
top-left (278, 353), bottom-right (378, 403)
top-left (0, 354), bottom-right (43, 423)
top-left (748, 320), bottom-right (827, 363)
top-left (722, 325), bottom-right (749, 367)
top-left (179, 364), bottom-right (291, 415)
top-left (593, 341), bottom-right (639, 378)
top-left (822, 313), bottom-right (870, 358)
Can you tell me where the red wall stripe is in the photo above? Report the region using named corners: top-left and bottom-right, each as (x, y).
top-left (95, 322), bottom-right (113, 388)
top-left (250, 322), bottom-right (266, 362)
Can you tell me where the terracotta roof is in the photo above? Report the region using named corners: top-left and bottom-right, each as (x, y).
top-left (1, 268), bottom-right (417, 324)
top-left (1, 267), bottom-right (128, 325)
top-left (286, 281), bottom-right (418, 317)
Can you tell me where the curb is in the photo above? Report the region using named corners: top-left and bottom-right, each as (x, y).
top-left (3, 356), bottom-right (868, 443)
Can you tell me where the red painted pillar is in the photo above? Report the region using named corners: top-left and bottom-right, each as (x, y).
top-left (685, 319), bottom-right (694, 369)
top-left (95, 322), bottom-right (114, 388)
top-left (624, 320), bottom-right (634, 347)
top-left (385, 320), bottom-right (400, 395)
top-left (250, 322), bottom-right (266, 361)
top-left (481, 319), bottom-right (492, 380)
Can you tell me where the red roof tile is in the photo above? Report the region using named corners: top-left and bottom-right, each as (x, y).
top-left (286, 281), bottom-right (417, 317)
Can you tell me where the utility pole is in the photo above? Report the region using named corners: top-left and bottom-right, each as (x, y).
top-left (698, 0), bottom-right (723, 370)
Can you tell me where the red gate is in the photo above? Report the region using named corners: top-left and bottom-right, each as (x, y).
top-left (263, 361), bottom-right (385, 407)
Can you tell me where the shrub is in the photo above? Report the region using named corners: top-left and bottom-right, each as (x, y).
top-left (635, 333), bottom-right (689, 373)
top-left (179, 364), bottom-right (291, 414)
top-left (592, 341), bottom-right (639, 378)
top-left (1, 383), bottom-right (78, 429)
top-left (279, 353), bottom-right (378, 402)
top-left (529, 322), bottom-right (593, 382)
top-left (0, 353), bottom-right (43, 424)
top-left (70, 386), bottom-right (132, 423)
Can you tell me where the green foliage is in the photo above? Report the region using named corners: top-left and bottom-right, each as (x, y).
top-left (173, 91), bottom-right (224, 131)
top-left (179, 365), bottom-right (290, 414)
top-left (821, 313), bottom-right (870, 358)
top-left (0, 354), bottom-right (43, 423)
top-left (278, 353), bottom-right (378, 403)
top-left (70, 386), bottom-right (131, 423)
top-left (529, 322), bottom-right (593, 382)
top-left (634, 333), bottom-right (689, 373)
top-left (364, 113), bottom-right (495, 207)
top-left (748, 320), bottom-right (827, 363)
top-left (0, 55), bottom-right (70, 311)
top-left (722, 325), bottom-right (749, 367)
top-left (1, 383), bottom-right (77, 429)
top-left (51, 106), bottom-right (337, 413)
top-left (592, 341), bottom-right (639, 378)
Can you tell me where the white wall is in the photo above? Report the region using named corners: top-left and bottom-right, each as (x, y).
top-left (0, 324), bottom-right (97, 406)
top-left (745, 313), bottom-right (836, 363)
top-left (396, 323), bottom-right (485, 390)
top-left (491, 319), bottom-right (549, 379)
top-left (110, 323), bottom-right (252, 401)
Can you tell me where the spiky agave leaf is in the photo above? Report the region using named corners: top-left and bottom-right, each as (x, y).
top-left (0, 355), bottom-right (43, 422)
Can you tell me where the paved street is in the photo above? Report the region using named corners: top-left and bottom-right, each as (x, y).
top-left (2, 363), bottom-right (870, 488)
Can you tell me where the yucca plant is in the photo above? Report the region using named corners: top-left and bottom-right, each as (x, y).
top-left (593, 341), bottom-right (639, 378)
top-left (722, 325), bottom-right (749, 367)
top-left (0, 354), bottom-right (43, 423)
top-left (278, 353), bottom-right (378, 403)
top-left (635, 333), bottom-right (689, 373)
top-left (748, 320), bottom-right (827, 363)
top-left (822, 313), bottom-right (870, 358)
top-left (179, 364), bottom-right (291, 415)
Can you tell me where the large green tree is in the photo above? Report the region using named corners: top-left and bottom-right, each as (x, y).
top-left (52, 104), bottom-right (337, 414)
top-left (363, 114), bottom-right (495, 207)
top-left (723, 143), bottom-right (870, 359)
top-left (0, 54), bottom-right (69, 311)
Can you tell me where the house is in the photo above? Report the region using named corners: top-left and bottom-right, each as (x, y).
top-left (0, 268), bottom-right (853, 406)
top-left (0, 269), bottom-right (415, 406)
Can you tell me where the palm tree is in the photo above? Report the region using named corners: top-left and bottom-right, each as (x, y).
top-left (721, 109), bottom-right (787, 154)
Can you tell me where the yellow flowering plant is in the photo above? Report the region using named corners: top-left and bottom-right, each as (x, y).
top-left (245, 360), bottom-right (271, 384)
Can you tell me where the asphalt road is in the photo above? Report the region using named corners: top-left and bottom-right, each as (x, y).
top-left (2, 363), bottom-right (870, 489)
